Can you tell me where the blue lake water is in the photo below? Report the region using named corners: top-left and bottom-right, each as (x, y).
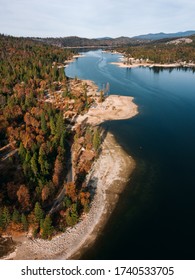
top-left (66, 50), bottom-right (195, 259)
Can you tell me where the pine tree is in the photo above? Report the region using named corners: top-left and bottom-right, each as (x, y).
top-left (18, 142), bottom-right (26, 162)
top-left (41, 215), bottom-right (53, 239)
top-left (49, 116), bottom-right (56, 135)
top-left (38, 146), bottom-right (49, 175)
top-left (31, 142), bottom-right (38, 154)
top-left (30, 152), bottom-right (38, 176)
top-left (34, 202), bottom-right (44, 223)
top-left (41, 112), bottom-right (47, 134)
top-left (60, 131), bottom-right (66, 150)
top-left (63, 196), bottom-right (71, 208)
top-left (65, 204), bottom-right (78, 226)
top-left (0, 208), bottom-right (3, 229)
top-left (23, 150), bottom-right (31, 177)
top-left (2, 206), bottom-right (11, 229)
top-left (21, 213), bottom-right (28, 231)
top-left (12, 208), bottom-right (20, 224)
top-left (56, 112), bottom-right (64, 139)
top-left (25, 150), bottom-right (31, 162)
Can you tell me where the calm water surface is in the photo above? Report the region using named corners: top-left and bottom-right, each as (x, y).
top-left (66, 50), bottom-right (195, 259)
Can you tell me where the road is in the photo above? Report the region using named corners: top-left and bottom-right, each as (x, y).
top-left (49, 142), bottom-right (73, 214)
top-left (0, 143), bottom-right (18, 162)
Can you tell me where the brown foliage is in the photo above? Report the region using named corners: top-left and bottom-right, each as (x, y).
top-left (17, 184), bottom-right (31, 211)
top-left (7, 222), bottom-right (23, 234)
top-left (79, 191), bottom-right (90, 207)
top-left (6, 181), bottom-right (20, 200)
top-left (7, 126), bottom-right (20, 143)
top-left (65, 182), bottom-right (77, 202)
top-left (24, 112), bottom-right (31, 126)
top-left (52, 156), bottom-right (63, 187)
top-left (41, 186), bottom-right (50, 202)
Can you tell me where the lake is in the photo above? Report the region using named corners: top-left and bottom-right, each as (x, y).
top-left (66, 50), bottom-right (195, 260)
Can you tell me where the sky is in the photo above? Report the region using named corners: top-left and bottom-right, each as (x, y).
top-left (0, 0), bottom-right (194, 38)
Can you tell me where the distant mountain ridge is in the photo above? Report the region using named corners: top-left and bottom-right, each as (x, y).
top-left (133, 30), bottom-right (195, 40)
top-left (34, 36), bottom-right (146, 48)
top-left (32, 30), bottom-right (195, 48)
top-left (95, 37), bottom-right (113, 40)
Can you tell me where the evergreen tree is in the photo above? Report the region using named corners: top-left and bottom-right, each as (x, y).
top-left (49, 116), bottom-right (56, 135)
top-left (21, 213), bottom-right (28, 231)
top-left (0, 208), bottom-right (3, 229)
top-left (23, 150), bottom-right (32, 178)
top-left (56, 112), bottom-right (64, 139)
top-left (34, 202), bottom-right (44, 223)
top-left (30, 152), bottom-right (38, 176)
top-left (2, 206), bottom-right (11, 229)
top-left (38, 146), bottom-right (50, 175)
top-left (63, 196), bottom-right (71, 208)
top-left (41, 215), bottom-right (53, 239)
top-left (93, 128), bottom-right (101, 151)
top-left (12, 208), bottom-right (20, 224)
top-left (18, 142), bottom-right (26, 162)
top-left (25, 150), bottom-right (31, 163)
top-left (31, 142), bottom-right (38, 154)
top-left (24, 95), bottom-right (30, 108)
top-left (60, 131), bottom-right (66, 150)
top-left (65, 204), bottom-right (78, 226)
top-left (41, 112), bottom-right (47, 134)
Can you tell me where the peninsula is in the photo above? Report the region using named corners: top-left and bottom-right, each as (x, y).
top-left (0, 34), bottom-right (138, 259)
top-left (4, 81), bottom-right (138, 260)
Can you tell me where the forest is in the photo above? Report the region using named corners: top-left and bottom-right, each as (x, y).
top-left (120, 36), bottom-right (195, 64)
top-left (0, 34), bottom-right (101, 239)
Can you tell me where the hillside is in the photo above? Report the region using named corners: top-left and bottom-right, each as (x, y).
top-left (33, 36), bottom-right (148, 48)
top-left (0, 34), bottom-right (102, 240)
top-left (31, 30), bottom-right (195, 48)
top-left (119, 35), bottom-right (195, 65)
top-left (133, 30), bottom-right (195, 40)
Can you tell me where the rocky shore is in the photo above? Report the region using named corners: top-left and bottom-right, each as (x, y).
top-left (4, 131), bottom-right (136, 260)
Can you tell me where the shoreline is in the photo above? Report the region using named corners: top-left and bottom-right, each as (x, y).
top-left (3, 95), bottom-right (138, 260)
top-left (4, 131), bottom-right (136, 260)
top-left (110, 53), bottom-right (195, 68)
top-left (111, 61), bottom-right (195, 69)
top-left (64, 54), bottom-right (85, 67)
top-left (76, 94), bottom-right (138, 126)
top-left (2, 54), bottom-right (138, 260)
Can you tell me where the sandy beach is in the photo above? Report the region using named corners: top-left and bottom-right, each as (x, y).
top-left (64, 54), bottom-right (85, 67)
top-left (111, 61), bottom-right (195, 69)
top-left (2, 62), bottom-right (138, 260)
top-left (76, 94), bottom-right (138, 125)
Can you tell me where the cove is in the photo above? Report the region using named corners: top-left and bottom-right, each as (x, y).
top-left (65, 50), bottom-right (195, 259)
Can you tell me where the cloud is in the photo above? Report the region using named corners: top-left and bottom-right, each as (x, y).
top-left (0, 0), bottom-right (194, 37)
